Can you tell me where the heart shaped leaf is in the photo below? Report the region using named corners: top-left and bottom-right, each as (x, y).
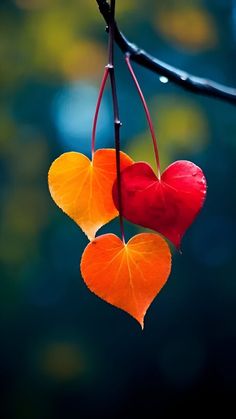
top-left (80, 233), bottom-right (172, 328)
top-left (113, 160), bottom-right (207, 248)
top-left (48, 149), bottom-right (133, 240)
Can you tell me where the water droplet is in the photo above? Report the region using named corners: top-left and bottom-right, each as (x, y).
top-left (159, 76), bottom-right (169, 84)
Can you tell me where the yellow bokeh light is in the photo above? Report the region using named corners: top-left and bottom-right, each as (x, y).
top-left (116, 0), bottom-right (137, 16)
top-left (127, 95), bottom-right (209, 173)
top-left (62, 40), bottom-right (107, 81)
top-left (156, 7), bottom-right (217, 51)
top-left (153, 95), bottom-right (209, 152)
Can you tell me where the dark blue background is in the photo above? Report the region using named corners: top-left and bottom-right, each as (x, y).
top-left (0, 0), bottom-right (236, 417)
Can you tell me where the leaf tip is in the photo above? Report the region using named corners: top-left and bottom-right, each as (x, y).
top-left (135, 314), bottom-right (145, 330)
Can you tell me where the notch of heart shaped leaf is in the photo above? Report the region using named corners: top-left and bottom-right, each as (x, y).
top-left (48, 148), bottom-right (133, 240)
top-left (113, 160), bottom-right (207, 248)
top-left (80, 232), bottom-right (172, 328)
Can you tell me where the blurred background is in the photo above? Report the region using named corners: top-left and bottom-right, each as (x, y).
top-left (0, 0), bottom-right (236, 417)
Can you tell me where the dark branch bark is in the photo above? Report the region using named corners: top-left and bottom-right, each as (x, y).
top-left (107, 0), bottom-right (125, 242)
top-left (96, 0), bottom-right (236, 105)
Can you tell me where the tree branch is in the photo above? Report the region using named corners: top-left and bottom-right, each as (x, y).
top-left (96, 0), bottom-right (236, 105)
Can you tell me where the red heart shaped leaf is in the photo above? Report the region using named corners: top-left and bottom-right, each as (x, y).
top-left (113, 160), bottom-right (207, 248)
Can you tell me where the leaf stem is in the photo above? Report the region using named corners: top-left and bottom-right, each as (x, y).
top-left (91, 67), bottom-right (109, 158)
top-left (108, 0), bottom-right (125, 243)
top-left (125, 53), bottom-right (161, 178)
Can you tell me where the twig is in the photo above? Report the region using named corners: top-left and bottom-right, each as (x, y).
top-left (96, 0), bottom-right (236, 105)
top-left (107, 0), bottom-right (125, 243)
top-left (125, 53), bottom-right (161, 178)
top-left (91, 67), bottom-right (109, 157)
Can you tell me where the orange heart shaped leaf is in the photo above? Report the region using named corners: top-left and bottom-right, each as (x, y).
top-left (80, 233), bottom-right (172, 328)
top-left (48, 149), bottom-right (133, 240)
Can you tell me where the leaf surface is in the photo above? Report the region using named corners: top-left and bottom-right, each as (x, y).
top-left (80, 233), bottom-right (171, 328)
top-left (48, 149), bottom-right (133, 240)
top-left (113, 160), bottom-right (207, 248)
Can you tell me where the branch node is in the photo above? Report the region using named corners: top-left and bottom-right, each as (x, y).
top-left (115, 119), bottom-right (122, 127)
top-left (106, 63), bottom-right (114, 69)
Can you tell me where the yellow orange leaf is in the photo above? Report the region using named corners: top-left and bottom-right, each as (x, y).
top-left (80, 233), bottom-right (172, 328)
top-left (48, 149), bottom-right (133, 240)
